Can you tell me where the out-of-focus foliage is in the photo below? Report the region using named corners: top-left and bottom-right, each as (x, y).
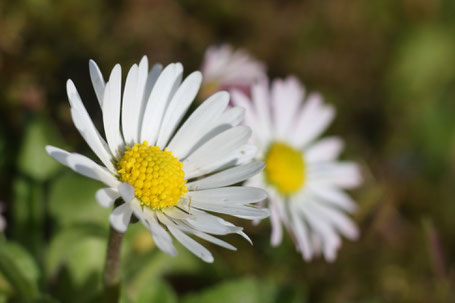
top-left (1, 0), bottom-right (455, 302)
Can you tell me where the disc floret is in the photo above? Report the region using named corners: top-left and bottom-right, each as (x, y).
top-left (117, 141), bottom-right (188, 209)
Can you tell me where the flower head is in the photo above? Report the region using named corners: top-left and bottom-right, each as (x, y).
top-left (46, 56), bottom-right (268, 262)
top-left (232, 76), bottom-right (362, 262)
top-left (200, 44), bottom-right (266, 99)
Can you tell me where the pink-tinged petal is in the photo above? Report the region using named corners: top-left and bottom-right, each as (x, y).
top-left (290, 93), bottom-right (335, 148)
top-left (251, 79), bottom-right (273, 141)
top-left (272, 76), bottom-right (305, 139)
top-left (305, 137), bottom-right (344, 163)
top-left (269, 198), bottom-right (283, 247)
top-left (308, 162), bottom-right (362, 189)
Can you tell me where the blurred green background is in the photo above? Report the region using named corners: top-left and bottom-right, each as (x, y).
top-left (1, 0), bottom-right (455, 302)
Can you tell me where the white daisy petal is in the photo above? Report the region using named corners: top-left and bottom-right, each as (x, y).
top-left (186, 106), bottom-right (248, 154)
top-left (309, 162), bottom-right (362, 189)
top-left (183, 209), bottom-right (243, 235)
top-left (124, 56), bottom-right (149, 144)
top-left (251, 79), bottom-right (272, 140)
top-left (46, 145), bottom-right (118, 187)
top-left (169, 224), bottom-right (214, 262)
top-left (217, 107), bottom-right (245, 127)
top-left (201, 44), bottom-right (265, 90)
top-left (269, 197), bottom-right (283, 247)
top-left (186, 161), bottom-right (264, 190)
top-left (178, 224), bottom-right (237, 251)
top-left (309, 185), bottom-right (357, 212)
top-left (291, 93), bottom-right (335, 147)
top-left (157, 213), bottom-right (214, 263)
top-left (225, 144), bottom-right (258, 166)
top-left (310, 234), bottom-right (323, 258)
top-left (142, 63), bottom-right (163, 104)
top-left (136, 63), bottom-right (163, 141)
top-left (136, 56), bottom-right (149, 101)
top-left (156, 71), bottom-right (202, 148)
top-left (289, 206), bottom-right (313, 261)
top-left (201, 144), bottom-right (258, 177)
top-left (103, 65), bottom-right (124, 158)
top-left (305, 137), bottom-right (344, 163)
top-left (121, 64), bottom-right (139, 146)
top-left (219, 218), bottom-right (253, 244)
top-left (140, 63), bottom-right (183, 145)
top-left (117, 182), bottom-right (135, 203)
top-left (70, 109), bottom-right (114, 172)
top-left (237, 231), bottom-right (253, 245)
top-left (231, 90), bottom-right (260, 135)
top-left (167, 91), bottom-right (229, 159)
top-left (68, 153), bottom-right (119, 187)
top-left (89, 59), bottom-right (105, 107)
top-left (67, 81), bottom-right (115, 172)
top-left (191, 201), bottom-right (269, 220)
top-left (187, 187), bottom-right (267, 205)
top-left (95, 188), bottom-right (119, 208)
top-left (109, 203), bottom-right (133, 233)
top-left (164, 207), bottom-right (194, 220)
top-left (273, 191), bottom-right (293, 233)
top-left (138, 207), bottom-right (177, 256)
top-left (45, 145), bottom-right (71, 166)
top-left (193, 233), bottom-right (236, 251)
top-left (183, 126), bottom-right (252, 179)
top-left (272, 76), bottom-right (304, 139)
top-left (294, 200), bottom-right (341, 262)
top-left (306, 200), bottom-right (359, 240)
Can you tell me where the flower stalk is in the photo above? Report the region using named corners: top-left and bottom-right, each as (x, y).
top-left (103, 225), bottom-right (124, 302)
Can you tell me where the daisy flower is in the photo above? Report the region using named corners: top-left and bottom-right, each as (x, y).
top-left (232, 76), bottom-right (362, 262)
top-left (46, 56), bottom-right (269, 263)
top-left (200, 44), bottom-right (266, 99)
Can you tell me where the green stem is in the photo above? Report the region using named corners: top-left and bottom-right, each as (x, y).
top-left (103, 226), bottom-right (124, 302)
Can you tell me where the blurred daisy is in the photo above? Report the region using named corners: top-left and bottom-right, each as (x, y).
top-left (200, 44), bottom-right (266, 99)
top-left (232, 76), bottom-right (362, 262)
top-left (0, 202), bottom-right (6, 232)
top-left (46, 56), bottom-right (268, 262)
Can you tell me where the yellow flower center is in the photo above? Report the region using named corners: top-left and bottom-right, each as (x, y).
top-left (264, 142), bottom-right (305, 195)
top-left (117, 141), bottom-right (188, 209)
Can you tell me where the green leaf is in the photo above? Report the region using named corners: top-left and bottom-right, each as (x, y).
top-left (181, 277), bottom-right (277, 303)
top-left (389, 26), bottom-right (455, 100)
top-left (31, 295), bottom-right (61, 303)
top-left (47, 171), bottom-right (110, 227)
top-left (46, 226), bottom-right (107, 302)
top-left (134, 279), bottom-right (178, 303)
top-left (0, 241), bottom-right (41, 300)
top-left (122, 230), bottom-right (202, 298)
top-left (11, 177), bottom-right (45, 257)
top-left (66, 238), bottom-right (106, 287)
top-left (17, 116), bottom-right (64, 181)
top-left (45, 223), bottom-right (107, 281)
